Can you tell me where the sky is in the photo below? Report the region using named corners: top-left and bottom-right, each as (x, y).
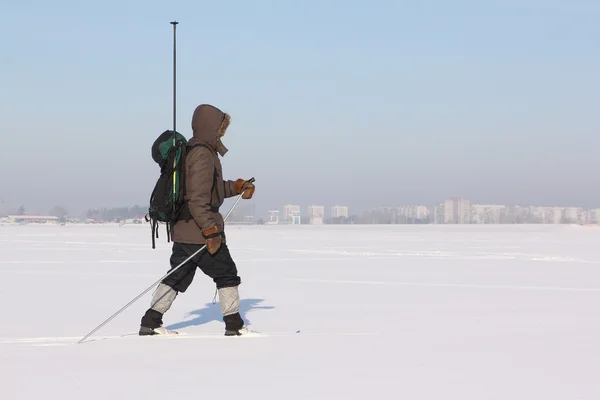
top-left (1, 0), bottom-right (599, 218)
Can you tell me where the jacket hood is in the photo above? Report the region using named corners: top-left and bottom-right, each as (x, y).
top-left (191, 104), bottom-right (230, 156)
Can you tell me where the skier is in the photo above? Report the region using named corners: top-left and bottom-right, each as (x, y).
top-left (139, 104), bottom-right (256, 336)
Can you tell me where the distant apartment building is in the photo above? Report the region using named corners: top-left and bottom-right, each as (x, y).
top-left (526, 206), bottom-right (594, 224)
top-left (528, 206), bottom-right (544, 223)
top-left (266, 210), bottom-right (280, 225)
top-left (307, 205), bottom-right (325, 225)
top-left (331, 205), bottom-right (349, 219)
top-left (590, 209), bottom-right (600, 224)
top-left (443, 198), bottom-right (470, 224)
top-left (398, 205), bottom-right (430, 220)
top-left (542, 207), bottom-right (563, 224)
top-left (563, 207), bottom-right (584, 224)
top-left (550, 207), bottom-right (564, 224)
top-left (432, 204), bottom-right (444, 224)
top-left (415, 205), bottom-right (430, 220)
top-left (587, 209), bottom-right (600, 224)
top-left (290, 210), bottom-right (301, 224)
top-left (471, 204), bottom-right (505, 224)
top-left (581, 209), bottom-right (596, 224)
top-left (283, 204), bottom-right (301, 224)
top-left (527, 206), bottom-right (583, 224)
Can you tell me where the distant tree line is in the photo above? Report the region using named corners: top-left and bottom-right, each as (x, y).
top-left (85, 205), bottom-right (148, 222)
top-left (49, 206), bottom-right (68, 219)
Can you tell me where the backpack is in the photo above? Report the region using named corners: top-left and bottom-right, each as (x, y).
top-left (145, 130), bottom-right (212, 247)
top-left (144, 130), bottom-right (187, 248)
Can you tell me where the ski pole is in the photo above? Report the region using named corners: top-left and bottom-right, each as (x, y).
top-left (170, 20), bottom-right (177, 146)
top-left (77, 178), bottom-right (255, 344)
top-left (170, 21), bottom-right (178, 213)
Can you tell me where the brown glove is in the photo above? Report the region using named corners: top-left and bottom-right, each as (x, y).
top-left (235, 178), bottom-right (256, 199)
top-left (202, 225), bottom-right (222, 254)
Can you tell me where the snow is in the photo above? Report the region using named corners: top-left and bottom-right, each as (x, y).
top-left (2, 223), bottom-right (600, 399)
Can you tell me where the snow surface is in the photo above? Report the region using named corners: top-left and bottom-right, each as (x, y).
top-left (2, 223), bottom-right (600, 399)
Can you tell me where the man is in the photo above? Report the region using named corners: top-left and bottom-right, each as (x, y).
top-left (139, 104), bottom-right (256, 336)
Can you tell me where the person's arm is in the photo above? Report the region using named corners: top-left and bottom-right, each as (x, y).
top-left (223, 179), bottom-right (240, 198)
top-left (224, 178), bottom-right (255, 199)
top-left (186, 147), bottom-right (217, 232)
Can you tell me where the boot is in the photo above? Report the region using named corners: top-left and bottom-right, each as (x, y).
top-left (223, 312), bottom-right (246, 336)
top-left (139, 283), bottom-right (179, 336)
top-left (139, 325), bottom-right (178, 335)
top-left (219, 286), bottom-right (256, 336)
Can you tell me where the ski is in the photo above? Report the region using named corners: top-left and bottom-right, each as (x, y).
top-left (1, 330), bottom-right (303, 346)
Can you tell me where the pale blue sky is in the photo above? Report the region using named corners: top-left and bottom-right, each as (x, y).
top-left (1, 0), bottom-right (599, 217)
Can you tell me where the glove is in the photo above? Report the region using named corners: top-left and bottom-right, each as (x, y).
top-left (234, 178), bottom-right (255, 199)
top-left (202, 225), bottom-right (222, 255)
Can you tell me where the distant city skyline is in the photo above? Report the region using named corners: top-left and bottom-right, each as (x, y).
top-left (2, 196), bottom-right (600, 225)
top-left (3, 189), bottom-right (600, 223)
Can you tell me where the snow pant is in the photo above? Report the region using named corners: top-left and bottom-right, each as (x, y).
top-left (162, 241), bottom-right (242, 292)
top-left (140, 242), bottom-right (244, 330)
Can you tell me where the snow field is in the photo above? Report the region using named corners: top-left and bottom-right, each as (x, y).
top-left (1, 223), bottom-right (600, 399)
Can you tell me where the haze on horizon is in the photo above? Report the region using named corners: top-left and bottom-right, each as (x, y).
top-left (1, 0), bottom-right (599, 218)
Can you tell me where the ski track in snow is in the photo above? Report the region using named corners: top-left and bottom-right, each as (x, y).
top-left (2, 223), bottom-right (600, 399)
top-left (0, 331), bottom-right (378, 347)
top-left (289, 278), bottom-right (600, 292)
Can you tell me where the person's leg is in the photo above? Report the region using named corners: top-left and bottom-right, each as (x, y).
top-left (218, 285), bottom-right (245, 335)
top-left (196, 243), bottom-right (247, 335)
top-left (139, 283), bottom-right (178, 334)
top-left (139, 242), bottom-right (201, 335)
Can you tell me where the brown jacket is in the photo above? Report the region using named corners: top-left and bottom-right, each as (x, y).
top-left (172, 104), bottom-right (243, 245)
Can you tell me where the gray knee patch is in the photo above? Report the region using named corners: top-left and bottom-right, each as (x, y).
top-left (150, 283), bottom-right (178, 314)
top-left (218, 286), bottom-right (240, 316)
